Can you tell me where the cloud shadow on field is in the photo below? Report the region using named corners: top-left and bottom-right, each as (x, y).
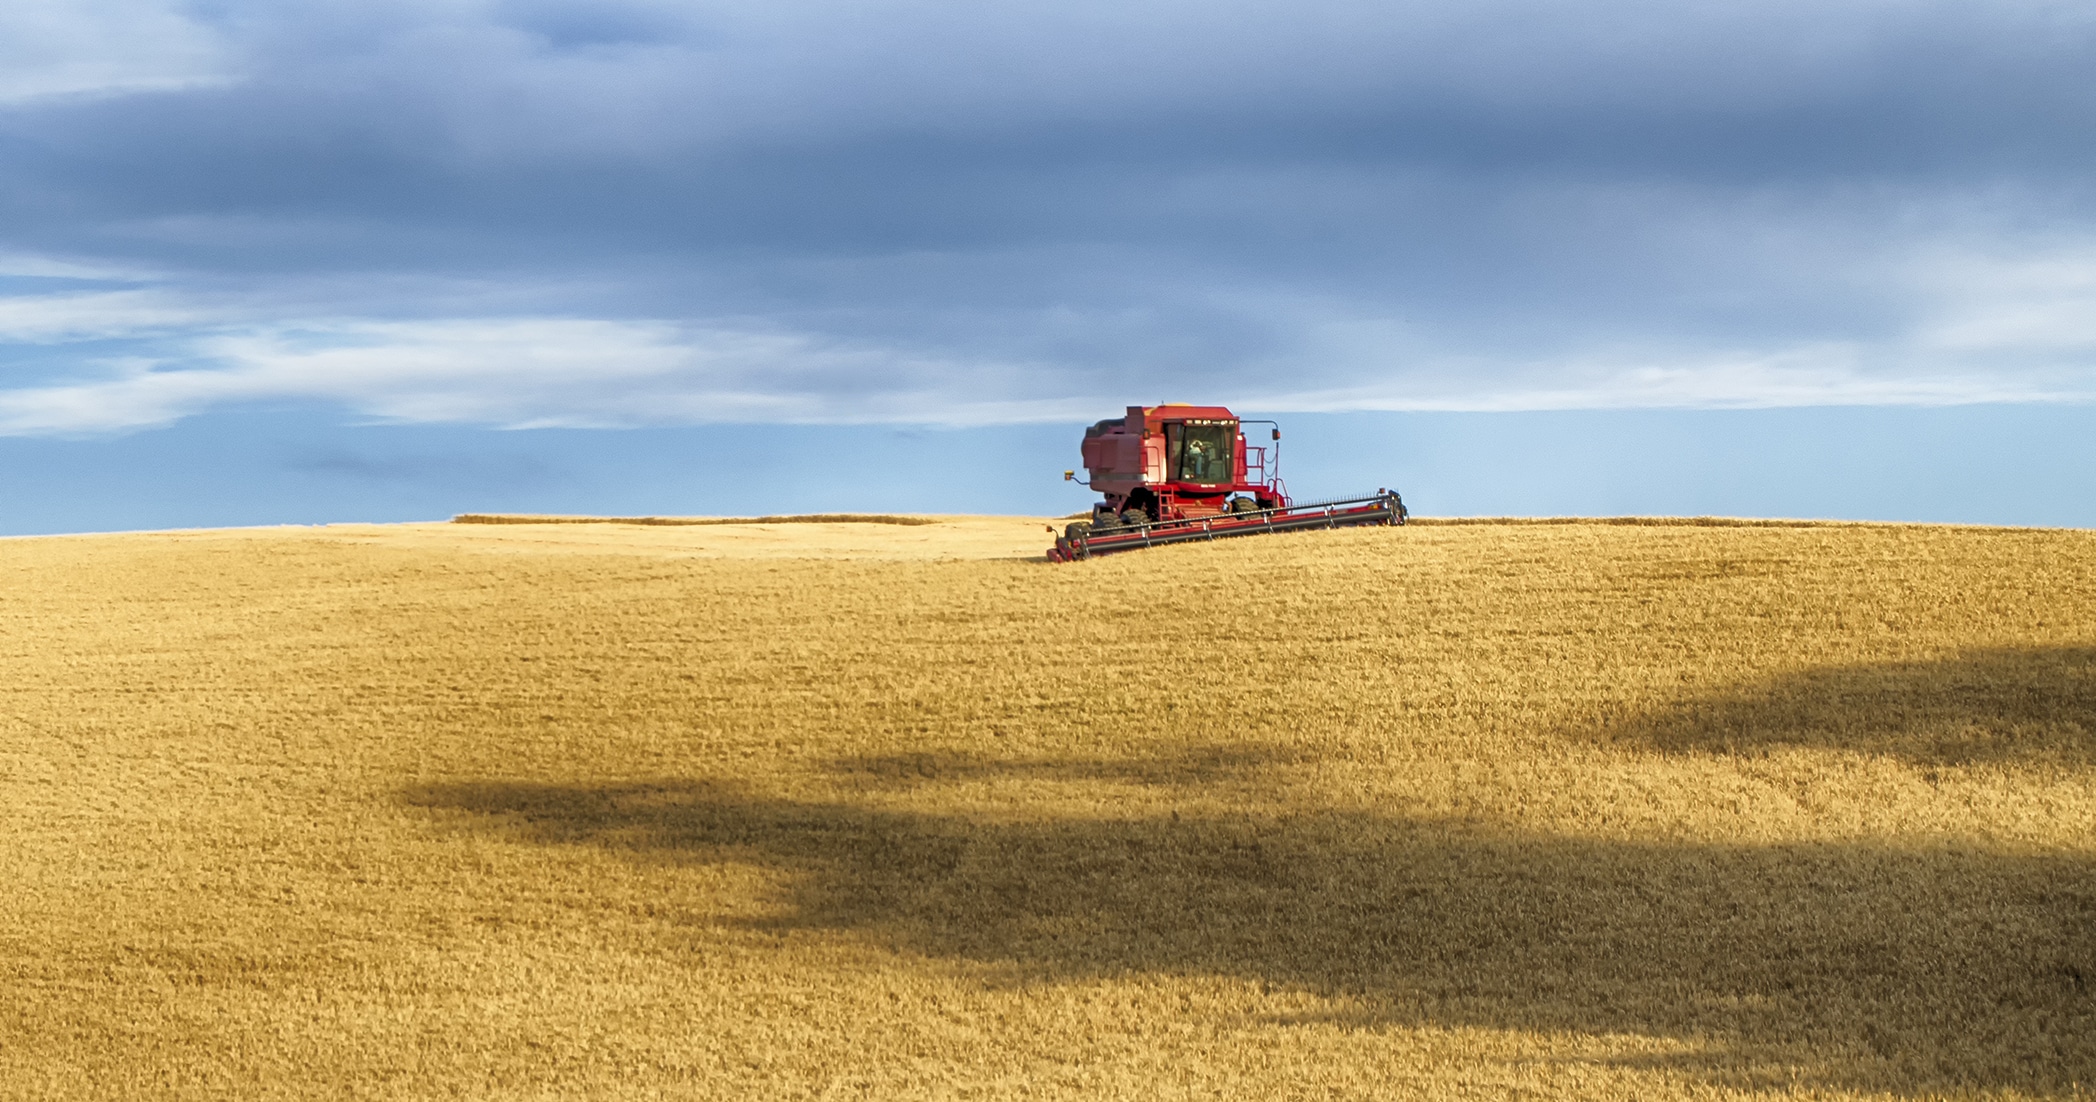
top-left (1602, 646), bottom-right (2096, 767)
top-left (405, 760), bottom-right (2096, 1096)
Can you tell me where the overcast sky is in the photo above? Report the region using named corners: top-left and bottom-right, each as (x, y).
top-left (0, 1), bottom-right (2092, 529)
top-left (4, 0), bottom-right (2094, 429)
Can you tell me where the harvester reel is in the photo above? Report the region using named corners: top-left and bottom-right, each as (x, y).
top-left (1049, 489), bottom-right (1409, 562)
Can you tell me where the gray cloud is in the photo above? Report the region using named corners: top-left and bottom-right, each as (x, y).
top-left (1, 0), bottom-right (2094, 431)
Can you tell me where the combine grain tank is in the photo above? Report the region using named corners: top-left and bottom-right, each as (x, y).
top-left (1048, 404), bottom-right (1405, 561)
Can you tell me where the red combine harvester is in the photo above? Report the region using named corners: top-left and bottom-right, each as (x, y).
top-left (1047, 403), bottom-right (1405, 562)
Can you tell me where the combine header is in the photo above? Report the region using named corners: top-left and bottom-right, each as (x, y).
top-left (1048, 404), bottom-right (1405, 562)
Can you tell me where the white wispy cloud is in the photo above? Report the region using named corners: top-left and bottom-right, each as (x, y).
top-left (1257, 351), bottom-right (2093, 414)
top-left (2, 227), bottom-right (2095, 436)
top-left (0, 290), bottom-right (205, 343)
top-left (0, 0), bottom-right (232, 104)
top-left (2, 291), bottom-right (2090, 436)
top-left (0, 317), bottom-right (1097, 434)
top-left (0, 251), bottom-right (165, 281)
top-left (1912, 249), bottom-right (2096, 356)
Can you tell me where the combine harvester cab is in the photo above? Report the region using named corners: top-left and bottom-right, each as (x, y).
top-left (1048, 403), bottom-right (1406, 562)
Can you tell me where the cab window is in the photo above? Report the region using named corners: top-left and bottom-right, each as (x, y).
top-left (1166, 422), bottom-right (1234, 484)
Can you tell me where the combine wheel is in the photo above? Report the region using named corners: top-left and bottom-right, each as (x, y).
top-left (1120, 509), bottom-right (1150, 529)
top-left (1064, 520), bottom-right (1093, 541)
top-left (1229, 496), bottom-right (1257, 514)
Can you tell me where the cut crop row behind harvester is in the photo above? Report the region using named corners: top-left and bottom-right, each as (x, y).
top-left (1048, 404), bottom-right (1406, 562)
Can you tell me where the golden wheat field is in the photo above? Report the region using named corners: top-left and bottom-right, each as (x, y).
top-left (2, 513), bottom-right (2093, 1100)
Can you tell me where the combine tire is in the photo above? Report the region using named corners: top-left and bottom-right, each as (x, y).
top-left (1064, 521), bottom-right (1093, 541)
top-left (1120, 510), bottom-right (1150, 529)
top-left (1229, 497), bottom-right (1257, 514)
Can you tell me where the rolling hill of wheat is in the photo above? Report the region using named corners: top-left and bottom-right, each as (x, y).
top-left (2, 515), bottom-right (2092, 1099)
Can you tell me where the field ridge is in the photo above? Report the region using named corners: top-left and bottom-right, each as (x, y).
top-left (452, 512), bottom-right (942, 526)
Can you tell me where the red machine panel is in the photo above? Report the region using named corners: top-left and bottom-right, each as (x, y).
top-left (1072, 403), bottom-right (1283, 524)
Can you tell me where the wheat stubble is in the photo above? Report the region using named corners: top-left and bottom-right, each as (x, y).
top-left (2, 517), bottom-right (2091, 1099)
